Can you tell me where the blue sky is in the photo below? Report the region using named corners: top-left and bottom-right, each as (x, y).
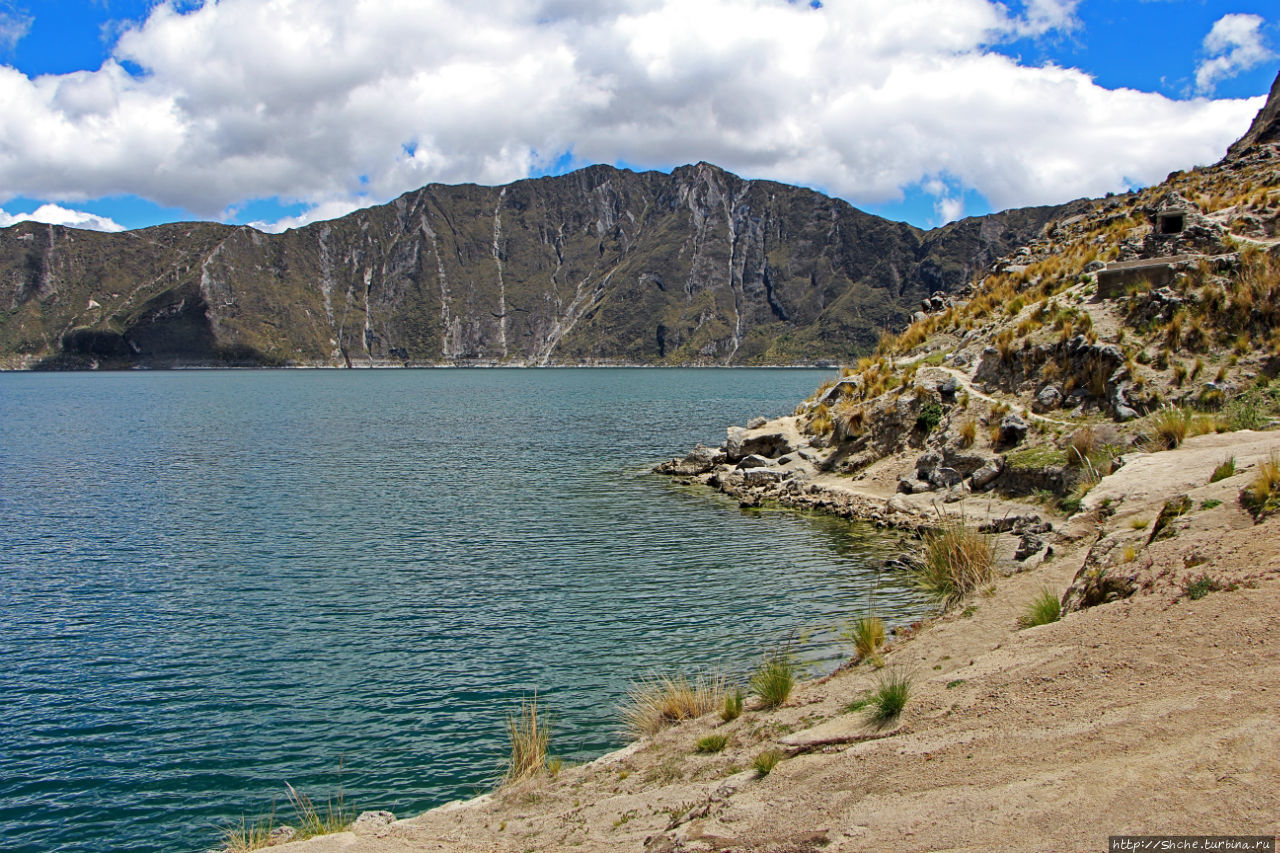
top-left (0, 0), bottom-right (1275, 233)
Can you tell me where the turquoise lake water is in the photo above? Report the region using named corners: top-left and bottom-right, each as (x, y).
top-left (0, 369), bottom-right (930, 852)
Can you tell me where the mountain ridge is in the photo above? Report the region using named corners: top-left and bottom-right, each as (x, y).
top-left (0, 162), bottom-right (1081, 369)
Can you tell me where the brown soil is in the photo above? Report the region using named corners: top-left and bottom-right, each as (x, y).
top-left (272, 432), bottom-right (1280, 853)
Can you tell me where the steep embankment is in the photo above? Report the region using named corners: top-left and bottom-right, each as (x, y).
top-left (0, 164), bottom-right (1077, 369)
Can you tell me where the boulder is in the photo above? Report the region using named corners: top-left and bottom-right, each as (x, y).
top-left (742, 468), bottom-right (786, 486)
top-left (654, 443), bottom-right (724, 476)
top-left (1014, 533), bottom-right (1045, 561)
top-left (725, 425), bottom-right (796, 462)
top-left (998, 413), bottom-right (1029, 447)
top-left (969, 460), bottom-right (1002, 489)
top-left (736, 454), bottom-right (772, 469)
top-left (352, 811), bottom-right (397, 837)
top-left (747, 416), bottom-right (768, 429)
top-left (1033, 385), bottom-right (1063, 412)
top-left (936, 375), bottom-right (959, 399)
top-left (929, 466), bottom-right (963, 489)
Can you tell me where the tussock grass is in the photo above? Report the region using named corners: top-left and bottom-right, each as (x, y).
top-left (285, 782), bottom-right (354, 840)
top-left (221, 815), bottom-right (276, 853)
top-left (752, 749), bottom-right (783, 777)
top-left (866, 669), bottom-right (912, 724)
top-left (720, 689), bottom-right (744, 723)
top-left (622, 673), bottom-right (727, 738)
top-left (695, 733), bottom-right (730, 754)
top-left (1210, 456), bottom-right (1236, 483)
top-left (958, 418), bottom-right (977, 448)
top-left (1241, 452), bottom-right (1280, 520)
top-left (1018, 588), bottom-right (1062, 629)
top-left (504, 697), bottom-right (551, 783)
top-left (909, 520), bottom-right (996, 608)
top-left (749, 652), bottom-right (796, 710)
top-left (845, 615), bottom-right (885, 664)
top-left (1144, 406), bottom-right (1193, 450)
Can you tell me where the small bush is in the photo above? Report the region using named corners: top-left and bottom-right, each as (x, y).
top-left (845, 615), bottom-right (885, 663)
top-left (695, 733), bottom-right (730, 754)
top-left (1210, 456), bottom-right (1236, 483)
top-left (720, 689), bottom-right (744, 723)
top-left (1241, 452), bottom-right (1280, 520)
top-left (749, 652), bottom-right (796, 710)
top-left (752, 749), bottom-right (783, 777)
top-left (866, 670), bottom-right (912, 724)
top-left (623, 673), bottom-right (726, 738)
top-left (909, 520), bottom-right (996, 608)
top-left (916, 401), bottom-right (944, 433)
top-left (1183, 573), bottom-right (1223, 600)
top-left (504, 698), bottom-right (551, 784)
top-left (1018, 588), bottom-right (1062, 628)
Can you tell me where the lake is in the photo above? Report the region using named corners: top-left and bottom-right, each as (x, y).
top-left (0, 368), bottom-right (929, 852)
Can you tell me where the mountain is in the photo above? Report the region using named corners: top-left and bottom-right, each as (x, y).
top-left (0, 163), bottom-right (1081, 369)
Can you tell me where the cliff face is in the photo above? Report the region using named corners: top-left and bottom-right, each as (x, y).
top-left (0, 163), bottom-right (1079, 368)
top-left (1228, 69), bottom-right (1280, 157)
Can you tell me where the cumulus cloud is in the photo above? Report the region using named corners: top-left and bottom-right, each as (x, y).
top-left (1196, 13), bottom-right (1273, 94)
top-left (0, 4), bottom-right (31, 51)
top-left (0, 0), bottom-right (1265, 228)
top-left (0, 203), bottom-right (125, 232)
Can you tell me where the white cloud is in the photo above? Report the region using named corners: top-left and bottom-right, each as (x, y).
top-left (0, 203), bottom-right (125, 232)
top-left (0, 5), bottom-right (32, 51)
top-left (1195, 13), bottom-right (1273, 94)
top-left (0, 0), bottom-right (1266, 227)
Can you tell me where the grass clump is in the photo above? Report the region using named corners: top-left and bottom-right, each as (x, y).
top-left (749, 651), bottom-right (796, 710)
top-left (844, 615), bottom-right (885, 664)
top-left (909, 520), bottom-right (996, 608)
top-left (504, 697), bottom-right (551, 784)
top-left (1210, 456), bottom-right (1236, 483)
top-left (221, 815), bottom-right (277, 853)
top-left (720, 689), bottom-right (744, 723)
top-left (623, 672), bottom-right (727, 738)
top-left (695, 733), bottom-right (730, 754)
top-left (1145, 406), bottom-right (1193, 450)
top-left (752, 749), bottom-right (783, 777)
top-left (1183, 573), bottom-right (1223, 600)
top-left (1018, 588), bottom-right (1062, 628)
top-left (285, 783), bottom-right (354, 840)
top-left (865, 669), bottom-right (912, 725)
top-left (957, 418), bottom-right (977, 448)
top-left (1241, 452), bottom-right (1280, 520)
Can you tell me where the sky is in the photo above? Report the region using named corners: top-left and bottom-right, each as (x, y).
top-left (0, 0), bottom-right (1275, 234)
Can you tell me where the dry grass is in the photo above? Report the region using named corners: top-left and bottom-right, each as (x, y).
top-left (1242, 452), bottom-right (1280, 520)
top-left (622, 673), bottom-right (727, 738)
top-left (910, 520), bottom-right (996, 609)
top-left (504, 697), bottom-right (551, 783)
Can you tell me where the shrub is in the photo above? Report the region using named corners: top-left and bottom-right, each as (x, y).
top-left (909, 520), bottom-right (996, 608)
top-left (720, 689), bottom-right (744, 723)
top-left (1018, 588), bottom-right (1062, 628)
top-left (504, 698), bottom-right (551, 783)
top-left (695, 733), bottom-right (730, 754)
top-left (623, 672), bottom-right (727, 738)
top-left (749, 652), bottom-right (796, 710)
top-left (1210, 456), bottom-right (1236, 483)
top-left (1241, 452), bottom-right (1280, 520)
top-left (866, 670), bottom-right (912, 724)
top-left (845, 615), bottom-right (885, 663)
top-left (915, 401), bottom-right (944, 433)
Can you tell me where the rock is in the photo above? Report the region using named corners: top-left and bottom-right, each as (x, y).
top-left (998, 413), bottom-right (1029, 447)
top-left (742, 468), bottom-right (786, 486)
top-left (1033, 385), bottom-right (1063, 412)
top-left (746, 416), bottom-right (767, 429)
top-left (980, 514), bottom-right (1042, 534)
top-left (725, 425), bottom-right (796, 462)
top-left (886, 495), bottom-right (910, 514)
top-left (1014, 533), bottom-right (1045, 561)
top-left (654, 443), bottom-right (724, 476)
top-left (1085, 259), bottom-right (1105, 272)
top-left (897, 475), bottom-right (931, 494)
top-left (929, 466), bottom-right (963, 489)
top-left (951, 352), bottom-right (969, 367)
top-left (969, 460), bottom-right (1002, 489)
top-left (352, 811), bottom-right (396, 836)
top-left (266, 826), bottom-right (297, 846)
top-left (816, 378), bottom-right (860, 406)
top-left (937, 375), bottom-right (959, 399)
top-left (736, 454), bottom-right (772, 469)
top-left (1114, 404), bottom-right (1138, 423)
top-left (912, 311), bottom-right (928, 324)
top-left (915, 449), bottom-right (943, 478)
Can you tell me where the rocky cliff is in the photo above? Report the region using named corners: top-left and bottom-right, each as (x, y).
top-left (0, 163), bottom-right (1080, 368)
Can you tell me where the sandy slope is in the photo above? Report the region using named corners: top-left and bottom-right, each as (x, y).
top-left (273, 432), bottom-right (1280, 853)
